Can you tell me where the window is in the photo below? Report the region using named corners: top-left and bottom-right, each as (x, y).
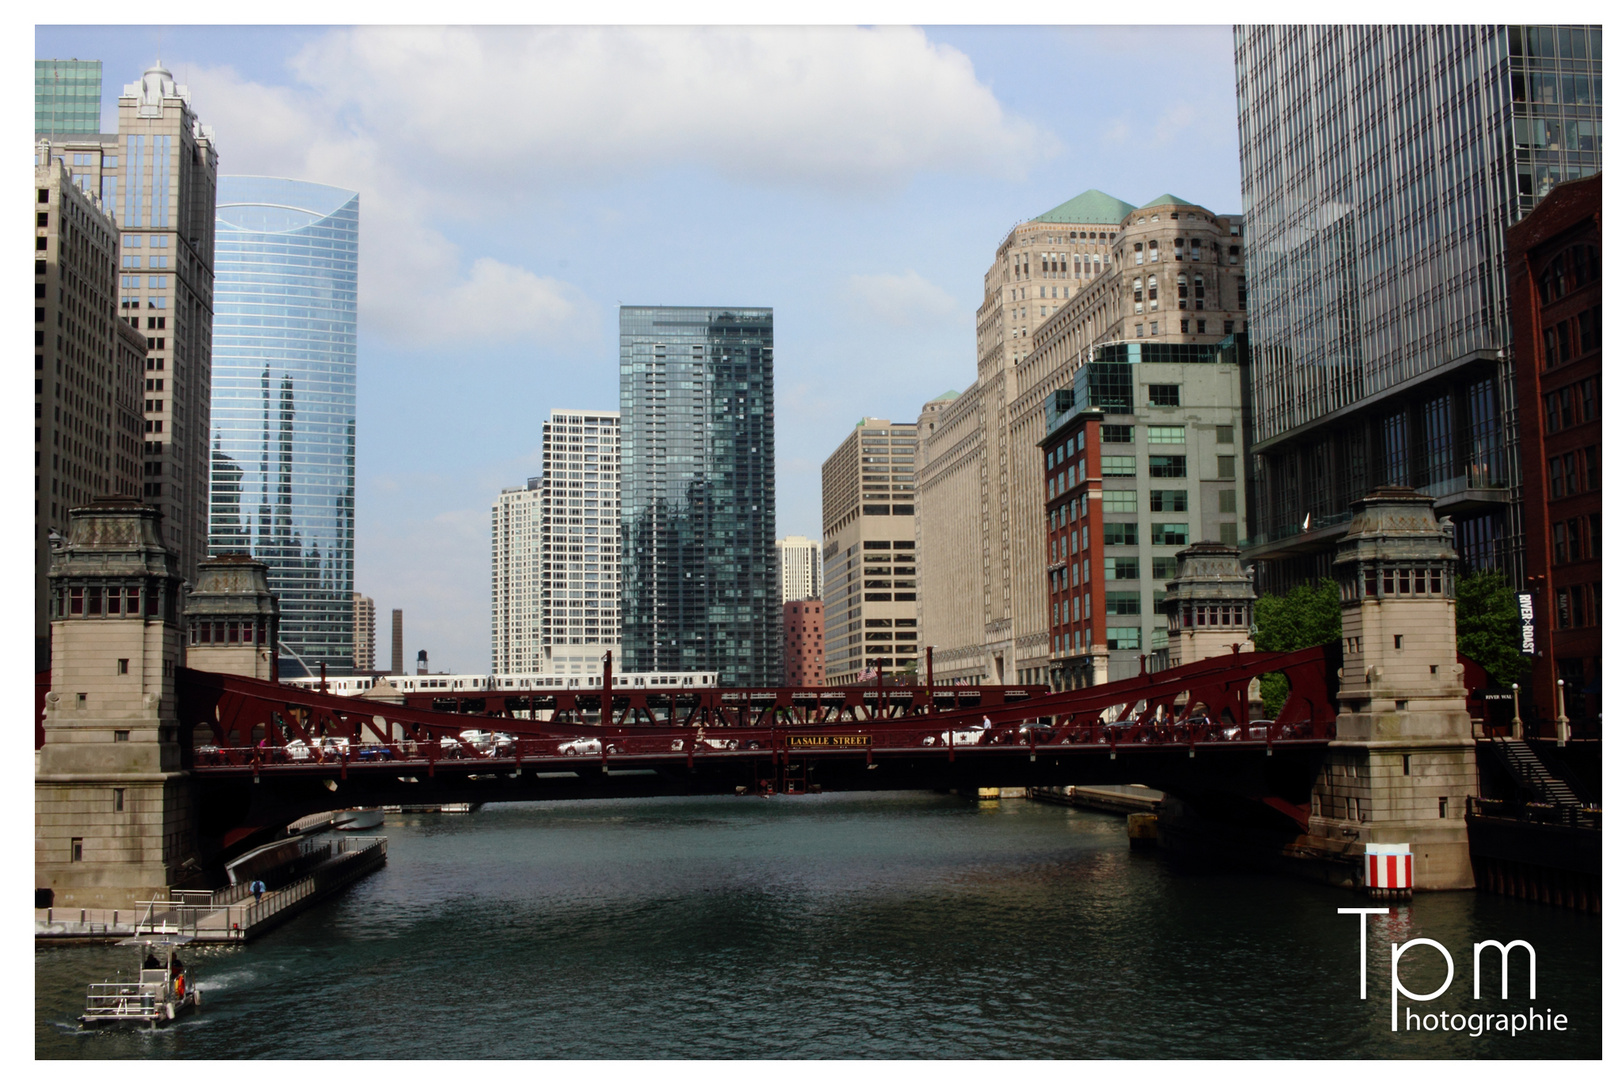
top-left (1149, 489), bottom-right (1188, 513)
top-left (1149, 455), bottom-right (1187, 477)
top-left (1152, 557), bottom-right (1178, 580)
top-left (1218, 488), bottom-right (1237, 513)
top-left (1107, 625), bottom-right (1142, 650)
top-left (1152, 523), bottom-right (1190, 546)
top-left (1105, 592), bottom-right (1141, 616)
top-left (1148, 385), bottom-right (1180, 406)
top-left (1101, 490), bottom-right (1137, 513)
top-left (116, 658), bottom-right (128, 675)
top-left (114, 789), bottom-right (124, 812)
top-left (1101, 424), bottom-right (1133, 443)
top-left (1217, 456), bottom-right (1235, 479)
top-left (1177, 273), bottom-right (1188, 308)
top-left (1104, 557), bottom-right (1139, 580)
top-left (1103, 522), bottom-right (1138, 545)
top-left (1101, 456), bottom-right (1136, 476)
top-left (114, 730), bottom-right (129, 742)
top-left (71, 838), bottom-right (83, 862)
top-left (1219, 522), bottom-right (1239, 545)
top-left (1147, 426), bottom-right (1185, 443)
top-left (1548, 455), bottom-right (1566, 497)
top-left (1215, 425), bottom-right (1234, 444)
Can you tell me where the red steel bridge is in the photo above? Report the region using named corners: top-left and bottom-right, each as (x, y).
top-left (180, 646), bottom-right (1344, 853)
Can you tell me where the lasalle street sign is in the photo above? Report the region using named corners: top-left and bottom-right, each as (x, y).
top-left (785, 734), bottom-right (872, 749)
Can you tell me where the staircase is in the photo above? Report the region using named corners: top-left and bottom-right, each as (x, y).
top-left (1486, 738), bottom-right (1590, 808)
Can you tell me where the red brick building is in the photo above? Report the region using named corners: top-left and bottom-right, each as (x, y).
top-left (783, 599), bottom-right (824, 685)
top-left (1505, 172), bottom-right (1601, 729)
top-left (1040, 401), bottom-right (1107, 691)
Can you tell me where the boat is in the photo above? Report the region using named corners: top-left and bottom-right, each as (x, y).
top-left (333, 808), bottom-right (384, 831)
top-left (80, 935), bottom-right (201, 1027)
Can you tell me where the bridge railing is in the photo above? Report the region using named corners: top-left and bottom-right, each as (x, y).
top-left (188, 703), bottom-right (1330, 771)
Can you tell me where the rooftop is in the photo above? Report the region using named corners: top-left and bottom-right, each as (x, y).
top-left (1031, 189), bottom-right (1137, 225)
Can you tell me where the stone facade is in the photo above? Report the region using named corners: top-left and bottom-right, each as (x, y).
top-left (1309, 487), bottom-right (1478, 890)
top-left (36, 498), bottom-right (197, 908)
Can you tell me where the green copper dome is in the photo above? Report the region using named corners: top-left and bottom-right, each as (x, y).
top-left (1139, 193), bottom-right (1195, 209)
top-left (1031, 189), bottom-right (1137, 225)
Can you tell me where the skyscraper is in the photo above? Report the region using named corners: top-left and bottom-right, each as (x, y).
top-left (619, 306), bottom-right (778, 686)
top-left (208, 177), bottom-right (359, 676)
top-left (1233, 25), bottom-right (1603, 591)
top-left (390, 609), bottom-right (403, 676)
top-left (352, 592), bottom-right (376, 672)
top-left (36, 60), bottom-right (102, 136)
top-left (822, 418), bottom-right (921, 685)
top-left (41, 64), bottom-right (220, 590)
top-left (492, 410), bottom-right (621, 676)
top-left (32, 155), bottom-right (147, 665)
top-left (776, 535), bottom-right (821, 603)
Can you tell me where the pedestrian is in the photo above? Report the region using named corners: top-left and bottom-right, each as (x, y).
top-left (250, 879), bottom-right (265, 904)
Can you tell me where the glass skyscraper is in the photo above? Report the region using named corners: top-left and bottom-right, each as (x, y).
top-left (1233, 25), bottom-right (1602, 591)
top-left (36, 60), bottom-right (102, 136)
top-left (209, 177), bottom-right (359, 676)
top-left (619, 306), bottom-right (780, 686)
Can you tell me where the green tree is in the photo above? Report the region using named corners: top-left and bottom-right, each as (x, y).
top-left (1455, 570), bottom-right (1532, 689)
top-left (1253, 578), bottom-right (1341, 717)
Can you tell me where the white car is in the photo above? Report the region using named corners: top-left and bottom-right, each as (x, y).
top-left (558, 737), bottom-right (618, 756)
top-left (700, 737), bottom-right (739, 751)
top-left (940, 728), bottom-right (985, 746)
top-left (283, 739), bottom-right (312, 762)
top-left (316, 736), bottom-right (351, 760)
top-left (458, 729), bottom-right (495, 753)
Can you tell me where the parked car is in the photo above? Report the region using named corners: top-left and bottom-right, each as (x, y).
top-left (558, 737), bottom-right (618, 756)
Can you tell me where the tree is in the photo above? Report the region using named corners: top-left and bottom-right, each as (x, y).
top-left (1455, 570), bottom-right (1532, 689)
top-left (1253, 578), bottom-right (1341, 717)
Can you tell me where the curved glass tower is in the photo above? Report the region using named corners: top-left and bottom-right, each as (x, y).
top-left (209, 177), bottom-right (359, 676)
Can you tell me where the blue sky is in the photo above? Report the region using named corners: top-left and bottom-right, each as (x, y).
top-left (32, 23), bottom-right (1244, 672)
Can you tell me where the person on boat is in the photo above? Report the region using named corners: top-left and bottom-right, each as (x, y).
top-left (142, 952), bottom-right (161, 970)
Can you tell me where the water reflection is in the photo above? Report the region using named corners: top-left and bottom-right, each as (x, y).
top-left (37, 793), bottom-right (1599, 1059)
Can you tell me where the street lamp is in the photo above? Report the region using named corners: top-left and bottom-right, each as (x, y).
top-left (1556, 678), bottom-right (1570, 747)
top-left (1511, 682), bottom-right (1522, 739)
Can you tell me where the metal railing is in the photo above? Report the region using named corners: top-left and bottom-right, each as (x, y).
top-left (1467, 796), bottom-right (1601, 831)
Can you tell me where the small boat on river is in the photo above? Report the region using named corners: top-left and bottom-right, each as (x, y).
top-left (333, 808), bottom-right (384, 831)
top-left (80, 935), bottom-right (201, 1027)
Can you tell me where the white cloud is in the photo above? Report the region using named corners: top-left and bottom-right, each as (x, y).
top-left (844, 270), bottom-right (964, 329)
top-left (288, 26), bottom-right (1054, 192)
top-left (183, 27), bottom-right (1043, 353)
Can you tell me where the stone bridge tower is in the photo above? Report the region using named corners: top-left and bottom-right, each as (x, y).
top-left (186, 553), bottom-right (279, 680)
top-left (36, 499), bottom-right (198, 908)
top-left (1311, 487), bottom-right (1477, 889)
top-left (1164, 541), bottom-right (1255, 667)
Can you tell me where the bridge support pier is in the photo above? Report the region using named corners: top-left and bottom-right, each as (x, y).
top-left (35, 500), bottom-right (200, 909)
top-left (1308, 487), bottom-right (1477, 890)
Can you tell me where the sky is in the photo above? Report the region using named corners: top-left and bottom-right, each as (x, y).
top-left (29, 20), bottom-right (1246, 673)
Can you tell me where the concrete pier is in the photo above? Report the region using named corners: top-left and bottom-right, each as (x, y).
top-left (35, 835), bottom-right (386, 942)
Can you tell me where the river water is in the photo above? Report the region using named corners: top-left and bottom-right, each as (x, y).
top-left (36, 791), bottom-right (1600, 1059)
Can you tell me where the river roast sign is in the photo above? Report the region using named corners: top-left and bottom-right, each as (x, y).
top-left (786, 734), bottom-right (872, 749)
top-left (1517, 592), bottom-right (1536, 655)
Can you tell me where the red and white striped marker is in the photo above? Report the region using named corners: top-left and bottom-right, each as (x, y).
top-left (1364, 843), bottom-right (1413, 890)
